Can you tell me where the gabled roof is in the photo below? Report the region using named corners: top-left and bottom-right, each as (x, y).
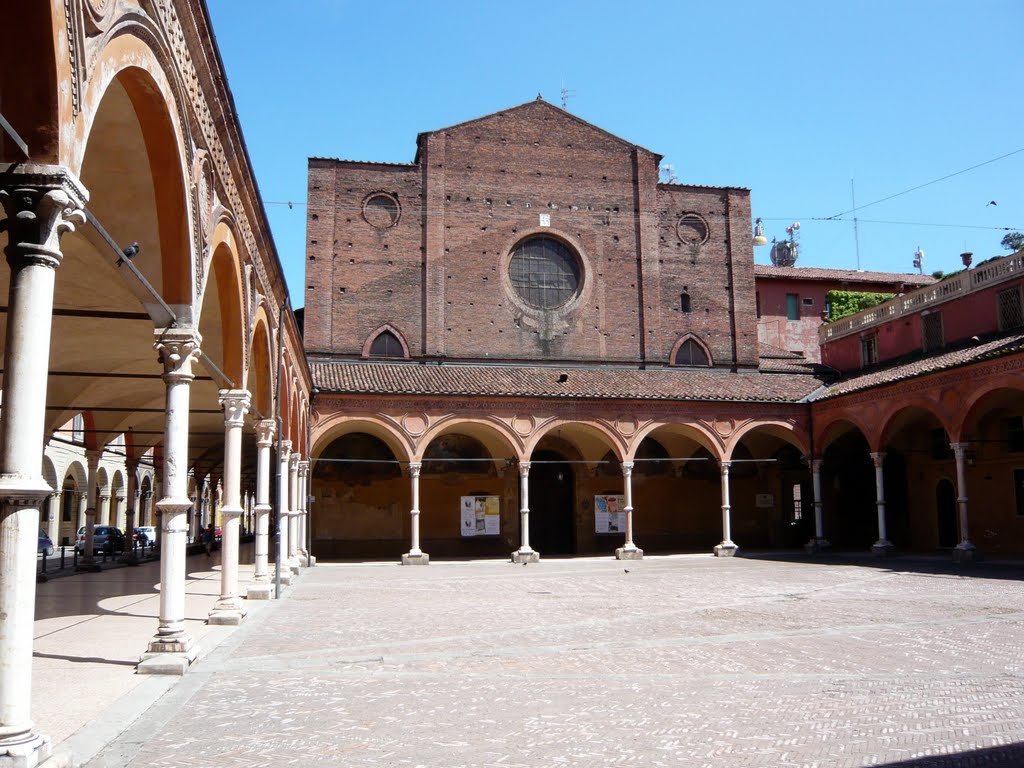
top-left (754, 264), bottom-right (935, 287)
top-left (414, 97), bottom-right (662, 164)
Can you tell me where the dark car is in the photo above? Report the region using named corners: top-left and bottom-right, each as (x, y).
top-left (38, 530), bottom-right (54, 557)
top-left (76, 525), bottom-right (126, 555)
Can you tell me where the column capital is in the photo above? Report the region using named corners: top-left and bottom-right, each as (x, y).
top-left (519, 461), bottom-right (531, 477)
top-left (951, 442), bottom-right (968, 459)
top-left (289, 452), bottom-right (301, 470)
top-left (0, 163), bottom-right (88, 270)
top-left (279, 438), bottom-right (292, 454)
top-left (408, 461), bottom-right (422, 478)
top-left (154, 328), bottom-right (202, 383)
top-left (811, 458), bottom-right (824, 473)
top-left (255, 419), bottom-right (276, 446)
top-left (870, 451), bottom-right (886, 467)
top-left (720, 460), bottom-right (732, 472)
top-left (298, 461), bottom-right (310, 478)
top-left (219, 389), bottom-right (251, 427)
top-left (621, 461), bottom-right (634, 478)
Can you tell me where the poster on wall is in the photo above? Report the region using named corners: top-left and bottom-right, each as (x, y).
top-left (460, 496), bottom-right (501, 537)
top-left (594, 494), bottom-right (626, 534)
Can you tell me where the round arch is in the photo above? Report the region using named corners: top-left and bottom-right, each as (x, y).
top-left (201, 222), bottom-right (246, 385)
top-left (814, 414), bottom-right (875, 455)
top-left (629, 421), bottom-right (723, 463)
top-left (525, 419), bottom-right (626, 463)
top-left (249, 310), bottom-right (274, 417)
top-left (878, 400), bottom-right (950, 451)
top-left (311, 416), bottom-right (414, 465)
top-left (415, 417), bottom-right (523, 463)
top-left (955, 382), bottom-right (1024, 442)
top-left (726, 420), bottom-right (809, 460)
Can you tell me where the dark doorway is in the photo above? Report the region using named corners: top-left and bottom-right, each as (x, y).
top-left (527, 450), bottom-right (575, 555)
top-left (936, 479), bottom-right (957, 548)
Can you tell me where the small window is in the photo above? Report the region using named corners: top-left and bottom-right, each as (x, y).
top-left (802, 297), bottom-right (814, 307)
top-left (860, 334), bottom-right (878, 367)
top-left (680, 290), bottom-right (691, 313)
top-left (673, 339), bottom-right (710, 367)
top-left (369, 331), bottom-right (404, 358)
top-left (791, 483), bottom-right (803, 522)
top-left (922, 312), bottom-right (944, 353)
top-left (72, 414), bottom-right (85, 444)
top-left (786, 294), bottom-right (800, 321)
top-left (998, 287), bottom-right (1023, 330)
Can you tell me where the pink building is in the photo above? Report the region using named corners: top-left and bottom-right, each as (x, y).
top-left (755, 265), bottom-right (934, 362)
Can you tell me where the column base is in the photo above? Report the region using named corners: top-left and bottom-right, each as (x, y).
top-left (138, 634), bottom-right (198, 675)
top-left (804, 537), bottom-right (831, 554)
top-left (615, 546), bottom-right (644, 561)
top-left (511, 549), bottom-right (539, 564)
top-left (0, 731), bottom-right (52, 768)
top-left (401, 551), bottom-right (430, 565)
top-left (247, 582), bottom-right (273, 600)
top-left (871, 539), bottom-right (895, 557)
top-left (713, 542), bottom-right (738, 557)
top-left (953, 541), bottom-right (976, 563)
top-left (277, 570), bottom-right (292, 587)
top-left (208, 598), bottom-right (247, 625)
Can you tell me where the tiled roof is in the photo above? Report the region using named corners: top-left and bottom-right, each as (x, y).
top-left (758, 343), bottom-right (805, 359)
top-left (311, 361), bottom-right (825, 403)
top-left (815, 332), bottom-right (1024, 399)
top-left (754, 265), bottom-right (935, 286)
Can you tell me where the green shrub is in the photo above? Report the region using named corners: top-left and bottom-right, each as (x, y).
top-left (826, 290), bottom-right (895, 322)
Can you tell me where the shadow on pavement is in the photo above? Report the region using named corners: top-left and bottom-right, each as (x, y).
top-left (878, 741), bottom-right (1024, 766)
top-left (32, 651), bottom-right (138, 667)
top-left (743, 549), bottom-right (1024, 582)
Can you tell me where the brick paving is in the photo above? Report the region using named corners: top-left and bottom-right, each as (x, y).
top-left (86, 556), bottom-right (1024, 767)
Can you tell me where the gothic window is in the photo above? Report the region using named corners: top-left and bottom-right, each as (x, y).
top-left (672, 339), bottom-right (710, 367)
top-left (508, 236), bottom-right (581, 309)
top-left (369, 330), bottom-right (404, 358)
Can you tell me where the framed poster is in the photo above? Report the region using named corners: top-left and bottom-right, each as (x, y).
top-left (594, 494), bottom-right (626, 534)
top-left (460, 495), bottom-right (501, 537)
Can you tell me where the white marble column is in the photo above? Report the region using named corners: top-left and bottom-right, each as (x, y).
top-left (97, 493), bottom-right (111, 527)
top-left (0, 165), bottom-right (87, 766)
top-left (402, 462), bottom-right (429, 564)
top-left (805, 458), bottom-right (830, 552)
top-left (46, 493), bottom-right (59, 546)
top-left (870, 451), bottom-right (894, 556)
top-left (76, 492), bottom-right (87, 532)
top-left (287, 452), bottom-right (300, 570)
top-left (210, 390), bottom-right (250, 625)
top-left (79, 450), bottom-right (101, 569)
top-left (120, 461), bottom-right (139, 563)
top-left (297, 461), bottom-right (310, 560)
top-left (276, 439), bottom-right (292, 585)
top-left (138, 329), bottom-right (202, 675)
top-left (248, 420), bottom-right (276, 599)
top-left (512, 461), bottom-right (539, 563)
top-left (714, 461), bottom-right (738, 556)
top-left (616, 461), bottom-right (643, 560)
top-left (951, 442), bottom-right (976, 562)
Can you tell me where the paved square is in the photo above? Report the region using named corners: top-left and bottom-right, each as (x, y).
top-left (88, 556), bottom-right (1024, 767)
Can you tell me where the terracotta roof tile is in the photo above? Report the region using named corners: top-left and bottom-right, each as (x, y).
top-left (754, 265), bottom-right (935, 286)
top-left (815, 332), bottom-right (1024, 399)
top-left (311, 361), bottom-right (825, 403)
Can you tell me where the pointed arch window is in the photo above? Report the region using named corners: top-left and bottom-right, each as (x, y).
top-left (362, 325), bottom-right (411, 359)
top-left (671, 338), bottom-right (711, 367)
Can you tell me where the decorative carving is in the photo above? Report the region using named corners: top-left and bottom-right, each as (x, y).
top-left (219, 389), bottom-right (251, 427)
top-left (255, 419), bottom-right (276, 446)
top-left (154, 330), bottom-right (202, 383)
top-left (0, 168), bottom-right (89, 269)
top-left (401, 413), bottom-right (428, 436)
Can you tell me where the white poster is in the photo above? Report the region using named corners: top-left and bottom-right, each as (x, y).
top-left (594, 494), bottom-right (626, 534)
top-left (460, 496), bottom-right (501, 537)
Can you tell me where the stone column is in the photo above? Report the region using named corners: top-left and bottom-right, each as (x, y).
top-left (870, 452), bottom-right (894, 556)
top-left (512, 461), bottom-right (539, 563)
top-left (120, 461), bottom-right (139, 563)
top-left (97, 494), bottom-right (111, 527)
top-left (138, 329), bottom-right (202, 675)
top-left (951, 442), bottom-right (975, 562)
top-left (248, 420), bottom-right (276, 599)
top-left (76, 492), bottom-right (87, 531)
top-left (0, 164), bottom-right (87, 766)
top-left (79, 450), bottom-right (101, 569)
top-left (210, 390), bottom-right (250, 625)
top-left (46, 493), bottom-right (59, 545)
top-left (402, 462), bottom-right (429, 564)
top-left (805, 458), bottom-right (830, 553)
top-left (714, 461), bottom-right (738, 556)
top-left (297, 461), bottom-right (311, 560)
top-left (276, 439), bottom-right (292, 585)
top-left (287, 453), bottom-right (300, 570)
top-left (616, 461), bottom-right (643, 560)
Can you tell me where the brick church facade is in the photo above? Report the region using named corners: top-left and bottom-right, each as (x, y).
top-left (305, 99), bottom-right (1024, 562)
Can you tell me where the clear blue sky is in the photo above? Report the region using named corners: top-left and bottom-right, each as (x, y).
top-left (207, 0), bottom-right (1024, 307)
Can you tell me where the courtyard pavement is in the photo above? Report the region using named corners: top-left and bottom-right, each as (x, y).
top-left (42, 553), bottom-right (1024, 767)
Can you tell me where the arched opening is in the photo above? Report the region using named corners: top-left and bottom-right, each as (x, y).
top-left (670, 336), bottom-right (711, 367)
top-left (528, 448), bottom-right (576, 556)
top-left (200, 239), bottom-right (245, 387)
top-left (821, 428), bottom-right (876, 549)
top-left (251, 315), bottom-right (274, 417)
top-left (936, 479), bottom-right (957, 548)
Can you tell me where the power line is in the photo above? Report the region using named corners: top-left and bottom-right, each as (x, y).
top-left (826, 147), bottom-right (1024, 220)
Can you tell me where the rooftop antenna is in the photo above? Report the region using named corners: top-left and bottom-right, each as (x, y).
top-left (560, 81), bottom-right (575, 111)
top-left (913, 246), bottom-right (924, 274)
top-left (851, 178), bottom-right (861, 270)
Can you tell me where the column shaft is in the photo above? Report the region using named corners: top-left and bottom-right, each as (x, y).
top-left (714, 461), bottom-right (737, 556)
top-left (870, 452), bottom-right (893, 555)
top-left (951, 443), bottom-right (975, 561)
top-left (512, 462), bottom-right (538, 562)
top-left (402, 462), bottom-right (428, 564)
top-left (616, 461), bottom-right (642, 560)
top-left (210, 390), bottom-right (250, 624)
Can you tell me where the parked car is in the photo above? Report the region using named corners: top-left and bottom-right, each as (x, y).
top-left (37, 530), bottom-right (54, 557)
top-left (76, 525), bottom-right (126, 555)
top-left (133, 526), bottom-right (157, 546)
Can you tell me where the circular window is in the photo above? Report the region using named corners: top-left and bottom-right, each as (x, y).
top-left (362, 192), bottom-right (400, 229)
top-left (676, 214), bottom-right (709, 245)
top-left (508, 236), bottom-right (581, 310)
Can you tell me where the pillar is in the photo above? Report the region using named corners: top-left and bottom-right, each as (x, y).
top-left (75, 492), bottom-right (86, 532)
top-left (276, 439), bottom-right (292, 586)
top-left (511, 461), bottom-right (539, 563)
top-left (297, 461), bottom-right (313, 564)
top-left (287, 452), bottom-right (300, 570)
top-left (616, 461), bottom-right (643, 560)
top-left (714, 461), bottom-right (738, 556)
top-left (0, 164), bottom-right (87, 766)
top-left (97, 493), bottom-right (110, 527)
top-left (138, 328), bottom-right (202, 675)
top-left (79, 451), bottom-right (101, 569)
top-left (951, 442), bottom-right (975, 562)
top-left (870, 451), bottom-right (894, 556)
top-left (209, 390), bottom-right (250, 625)
top-left (120, 461), bottom-right (139, 563)
top-left (805, 458), bottom-right (830, 553)
top-left (248, 420), bottom-right (276, 599)
top-left (402, 462), bottom-right (429, 564)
